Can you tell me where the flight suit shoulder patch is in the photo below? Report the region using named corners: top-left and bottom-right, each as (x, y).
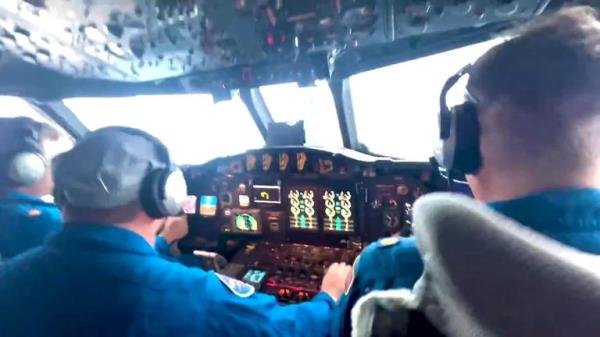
top-left (376, 237), bottom-right (400, 248)
top-left (28, 209), bottom-right (42, 217)
top-left (215, 273), bottom-right (255, 298)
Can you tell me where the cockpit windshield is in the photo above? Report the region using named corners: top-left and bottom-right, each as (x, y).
top-left (349, 39), bottom-right (503, 161)
top-left (63, 94), bottom-right (265, 164)
top-left (0, 96), bottom-right (73, 157)
top-left (55, 40), bottom-right (503, 165)
top-left (259, 81), bottom-right (343, 149)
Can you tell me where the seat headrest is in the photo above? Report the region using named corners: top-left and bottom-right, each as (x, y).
top-left (351, 289), bottom-right (445, 337)
top-left (412, 192), bottom-right (600, 337)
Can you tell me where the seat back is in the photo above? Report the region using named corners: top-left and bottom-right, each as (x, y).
top-left (411, 192), bottom-right (600, 337)
top-left (351, 289), bottom-right (445, 337)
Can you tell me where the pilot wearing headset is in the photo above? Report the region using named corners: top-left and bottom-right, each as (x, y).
top-left (0, 117), bottom-right (184, 260)
top-left (333, 6), bottom-right (600, 337)
top-left (0, 117), bottom-right (63, 259)
top-left (0, 126), bottom-right (351, 337)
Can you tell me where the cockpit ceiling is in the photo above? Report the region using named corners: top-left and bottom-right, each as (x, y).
top-left (0, 0), bottom-right (549, 82)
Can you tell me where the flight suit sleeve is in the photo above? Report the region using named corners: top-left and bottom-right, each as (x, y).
top-left (330, 238), bottom-right (424, 337)
top-left (202, 271), bottom-right (335, 337)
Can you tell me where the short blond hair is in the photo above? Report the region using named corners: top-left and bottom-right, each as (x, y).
top-left (468, 6), bottom-right (600, 176)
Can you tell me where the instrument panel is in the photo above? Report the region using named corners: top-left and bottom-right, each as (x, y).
top-left (182, 146), bottom-right (440, 247)
top-left (180, 146), bottom-right (443, 302)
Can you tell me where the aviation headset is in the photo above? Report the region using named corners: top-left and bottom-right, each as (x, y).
top-left (55, 126), bottom-right (188, 219)
top-left (111, 126), bottom-right (188, 219)
top-left (435, 64), bottom-right (482, 179)
top-left (4, 120), bottom-right (48, 187)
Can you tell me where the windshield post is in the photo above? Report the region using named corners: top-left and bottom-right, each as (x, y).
top-left (328, 79), bottom-right (359, 150)
top-left (239, 88), bottom-right (274, 141)
top-left (28, 100), bottom-right (88, 140)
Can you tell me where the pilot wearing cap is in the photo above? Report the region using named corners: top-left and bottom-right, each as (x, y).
top-left (0, 126), bottom-right (351, 337)
top-left (333, 6), bottom-right (600, 337)
top-left (0, 117), bottom-right (63, 260)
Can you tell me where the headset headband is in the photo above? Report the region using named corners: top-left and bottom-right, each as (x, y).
top-left (439, 64), bottom-right (473, 139)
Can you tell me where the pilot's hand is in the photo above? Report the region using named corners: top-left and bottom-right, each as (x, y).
top-left (321, 262), bottom-right (352, 302)
top-left (159, 216), bottom-right (189, 245)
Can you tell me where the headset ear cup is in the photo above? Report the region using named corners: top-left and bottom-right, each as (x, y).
top-left (451, 102), bottom-right (482, 174)
top-left (162, 169), bottom-right (187, 216)
top-left (140, 168), bottom-right (187, 219)
top-left (9, 152), bottom-right (47, 186)
top-left (140, 169), bottom-right (167, 219)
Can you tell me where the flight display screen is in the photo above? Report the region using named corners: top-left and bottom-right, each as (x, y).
top-left (242, 269), bottom-right (267, 289)
top-left (199, 196), bottom-right (218, 217)
top-left (253, 185), bottom-right (282, 204)
top-left (288, 189), bottom-right (318, 231)
top-left (322, 190), bottom-right (354, 233)
top-left (232, 210), bottom-right (261, 234)
top-left (182, 195), bottom-right (198, 215)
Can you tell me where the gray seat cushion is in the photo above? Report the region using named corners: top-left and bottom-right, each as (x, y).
top-left (413, 192), bottom-right (600, 337)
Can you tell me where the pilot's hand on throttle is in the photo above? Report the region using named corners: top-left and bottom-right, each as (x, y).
top-left (321, 262), bottom-right (352, 302)
top-left (159, 215), bottom-right (189, 245)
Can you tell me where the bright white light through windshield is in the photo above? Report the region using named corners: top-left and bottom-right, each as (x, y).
top-left (350, 39), bottom-right (503, 160)
top-left (260, 80), bottom-right (343, 149)
top-left (0, 96), bottom-right (45, 120)
top-left (63, 94), bottom-right (265, 164)
top-left (0, 96), bottom-right (73, 157)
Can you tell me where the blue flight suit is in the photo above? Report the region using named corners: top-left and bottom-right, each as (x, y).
top-left (0, 223), bottom-right (335, 337)
top-left (332, 188), bottom-right (600, 337)
top-left (0, 192), bottom-right (62, 259)
top-left (154, 234), bottom-right (206, 268)
top-left (154, 235), bottom-right (171, 256)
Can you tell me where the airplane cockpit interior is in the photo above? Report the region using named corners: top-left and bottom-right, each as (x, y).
top-left (0, 0), bottom-right (587, 326)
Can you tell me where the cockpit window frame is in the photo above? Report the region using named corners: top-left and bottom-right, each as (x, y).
top-left (17, 37), bottom-right (504, 164)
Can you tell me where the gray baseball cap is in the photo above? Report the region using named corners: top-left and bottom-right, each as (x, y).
top-left (53, 127), bottom-right (167, 209)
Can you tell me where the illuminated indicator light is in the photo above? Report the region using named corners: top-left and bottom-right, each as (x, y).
top-left (239, 195), bottom-right (250, 208)
top-left (183, 195), bottom-right (198, 215)
top-left (267, 34), bottom-right (275, 46)
top-left (199, 196), bottom-right (218, 217)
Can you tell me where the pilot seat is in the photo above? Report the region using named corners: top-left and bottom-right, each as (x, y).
top-left (352, 193), bottom-right (600, 337)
